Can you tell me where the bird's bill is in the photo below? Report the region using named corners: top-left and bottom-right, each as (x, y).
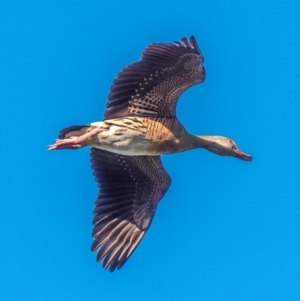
top-left (233, 149), bottom-right (252, 161)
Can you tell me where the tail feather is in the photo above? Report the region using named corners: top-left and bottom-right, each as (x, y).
top-left (58, 125), bottom-right (90, 139)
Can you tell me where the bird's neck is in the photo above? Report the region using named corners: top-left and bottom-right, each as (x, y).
top-left (187, 135), bottom-right (219, 151)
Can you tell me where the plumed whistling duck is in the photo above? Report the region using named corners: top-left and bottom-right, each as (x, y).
top-left (49, 36), bottom-right (252, 272)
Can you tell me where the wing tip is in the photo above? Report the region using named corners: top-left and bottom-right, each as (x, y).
top-left (190, 35), bottom-right (203, 58)
top-left (91, 222), bottom-right (145, 272)
top-left (178, 35), bottom-right (203, 58)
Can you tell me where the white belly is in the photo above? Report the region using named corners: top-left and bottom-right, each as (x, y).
top-left (90, 124), bottom-right (156, 156)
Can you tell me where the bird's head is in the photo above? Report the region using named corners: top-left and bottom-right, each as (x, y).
top-left (199, 136), bottom-right (252, 161)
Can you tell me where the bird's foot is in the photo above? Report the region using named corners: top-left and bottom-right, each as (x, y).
top-left (48, 125), bottom-right (107, 151)
top-left (48, 137), bottom-right (82, 150)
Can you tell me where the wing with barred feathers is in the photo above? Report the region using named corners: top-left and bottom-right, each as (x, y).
top-left (104, 36), bottom-right (205, 120)
top-left (90, 148), bottom-right (171, 271)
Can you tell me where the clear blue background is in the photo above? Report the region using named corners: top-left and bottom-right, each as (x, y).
top-left (1, 1), bottom-right (299, 300)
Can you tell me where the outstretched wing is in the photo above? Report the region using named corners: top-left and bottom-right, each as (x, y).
top-left (103, 36), bottom-right (205, 120)
top-left (90, 148), bottom-right (171, 271)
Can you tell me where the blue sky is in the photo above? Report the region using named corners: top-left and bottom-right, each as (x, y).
top-left (1, 0), bottom-right (300, 300)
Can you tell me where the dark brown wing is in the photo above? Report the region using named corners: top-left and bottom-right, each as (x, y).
top-left (103, 36), bottom-right (205, 120)
top-left (90, 148), bottom-right (171, 271)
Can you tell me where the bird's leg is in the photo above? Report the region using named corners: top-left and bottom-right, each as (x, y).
top-left (48, 126), bottom-right (108, 151)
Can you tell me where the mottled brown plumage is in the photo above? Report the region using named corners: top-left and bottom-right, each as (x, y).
top-left (49, 36), bottom-right (252, 272)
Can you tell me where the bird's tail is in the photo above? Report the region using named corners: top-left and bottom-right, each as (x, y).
top-left (49, 122), bottom-right (107, 151)
top-left (58, 125), bottom-right (91, 139)
top-left (48, 124), bottom-right (95, 151)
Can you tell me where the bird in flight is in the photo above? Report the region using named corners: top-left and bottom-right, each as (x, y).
top-left (49, 36), bottom-right (252, 272)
